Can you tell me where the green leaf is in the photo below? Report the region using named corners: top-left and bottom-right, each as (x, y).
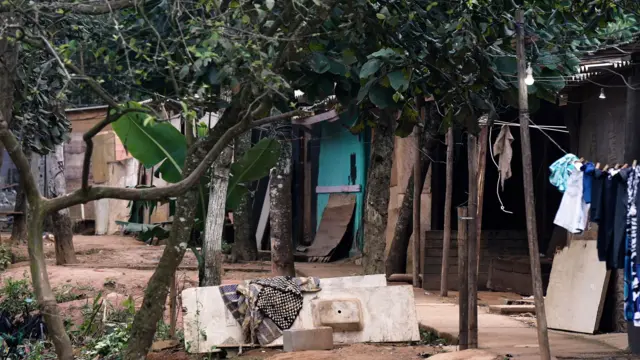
top-left (359, 59), bottom-right (382, 79)
top-left (388, 70), bottom-right (409, 92)
top-left (112, 103), bottom-right (186, 183)
top-left (494, 56), bottom-right (517, 75)
top-left (227, 138), bottom-right (281, 210)
top-left (178, 65), bottom-right (190, 80)
top-left (328, 59), bottom-right (347, 76)
top-left (370, 48), bottom-right (397, 59)
top-left (310, 52), bottom-right (331, 74)
top-left (342, 49), bottom-right (358, 65)
top-left (242, 15), bottom-right (250, 24)
top-left (368, 85), bottom-right (395, 109)
top-left (357, 78), bottom-right (376, 102)
top-left (376, 13), bottom-right (386, 20)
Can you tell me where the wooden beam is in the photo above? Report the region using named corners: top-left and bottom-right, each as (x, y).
top-left (467, 134), bottom-right (479, 349)
top-left (457, 206), bottom-right (469, 350)
top-left (413, 124), bottom-right (422, 288)
top-left (476, 126), bottom-right (488, 277)
top-left (516, 9), bottom-right (551, 360)
top-left (303, 132), bottom-right (313, 245)
top-left (440, 128), bottom-right (454, 297)
top-left (315, 185), bottom-right (361, 193)
top-left (292, 109), bottom-right (339, 126)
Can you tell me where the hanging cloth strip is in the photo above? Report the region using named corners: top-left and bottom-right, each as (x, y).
top-left (627, 166), bottom-right (640, 326)
top-left (549, 154), bottom-right (579, 193)
top-left (492, 125), bottom-right (514, 191)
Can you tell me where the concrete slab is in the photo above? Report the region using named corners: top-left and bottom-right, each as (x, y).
top-left (182, 275), bottom-right (420, 352)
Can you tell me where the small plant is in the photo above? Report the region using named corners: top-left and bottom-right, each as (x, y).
top-left (419, 328), bottom-right (449, 346)
top-left (0, 277), bottom-right (37, 316)
top-left (0, 244), bottom-right (13, 271)
top-left (54, 284), bottom-right (86, 303)
top-left (103, 278), bottom-right (117, 288)
top-left (81, 295), bottom-right (137, 360)
top-left (221, 241), bottom-right (232, 255)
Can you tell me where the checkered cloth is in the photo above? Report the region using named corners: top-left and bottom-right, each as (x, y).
top-left (253, 277), bottom-right (303, 330)
top-left (219, 276), bottom-right (321, 345)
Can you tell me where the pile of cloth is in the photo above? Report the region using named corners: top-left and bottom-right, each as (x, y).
top-left (219, 276), bottom-right (321, 345)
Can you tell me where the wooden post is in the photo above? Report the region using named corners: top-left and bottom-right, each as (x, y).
top-left (467, 134), bottom-right (479, 348)
top-left (303, 131), bottom-right (312, 245)
top-left (457, 206), bottom-right (469, 350)
top-left (440, 128), bottom-right (454, 297)
top-left (413, 125), bottom-right (422, 288)
top-left (516, 9), bottom-right (551, 360)
top-left (476, 125), bottom-right (488, 276)
top-left (169, 274), bottom-right (177, 338)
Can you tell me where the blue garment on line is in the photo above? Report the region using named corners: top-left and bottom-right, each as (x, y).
top-left (625, 235), bottom-right (634, 322)
top-left (582, 162), bottom-right (595, 204)
top-left (549, 154), bottom-right (579, 193)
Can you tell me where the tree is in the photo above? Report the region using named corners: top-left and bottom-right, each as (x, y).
top-left (269, 122), bottom-right (295, 276)
top-left (202, 147), bottom-right (232, 286)
top-left (386, 103), bottom-right (441, 276)
top-left (362, 110), bottom-right (395, 274)
top-left (46, 145), bottom-right (77, 265)
top-left (232, 132), bottom-right (258, 262)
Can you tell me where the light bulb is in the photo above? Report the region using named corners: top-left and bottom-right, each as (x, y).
top-left (524, 64), bottom-right (535, 85)
top-left (599, 88), bottom-right (606, 100)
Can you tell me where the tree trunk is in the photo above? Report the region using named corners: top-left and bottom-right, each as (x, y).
top-left (47, 145), bottom-right (77, 265)
top-left (201, 147), bottom-right (232, 286)
top-left (124, 107), bottom-right (242, 360)
top-left (269, 124), bottom-right (295, 277)
top-left (28, 205), bottom-right (74, 359)
top-left (385, 109), bottom-right (441, 276)
top-left (232, 132), bottom-right (258, 262)
top-left (362, 111), bottom-right (395, 275)
top-left (11, 182), bottom-right (28, 242)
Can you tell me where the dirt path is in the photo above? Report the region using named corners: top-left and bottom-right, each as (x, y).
top-left (1, 234), bottom-right (448, 359)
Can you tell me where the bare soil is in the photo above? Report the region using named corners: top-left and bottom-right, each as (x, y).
top-left (0, 234), bottom-right (441, 360)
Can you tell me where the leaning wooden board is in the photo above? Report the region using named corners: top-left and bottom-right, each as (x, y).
top-left (545, 239), bottom-right (610, 334)
top-left (182, 275), bottom-right (421, 352)
top-left (305, 193), bottom-right (356, 259)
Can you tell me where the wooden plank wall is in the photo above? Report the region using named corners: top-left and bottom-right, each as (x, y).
top-left (422, 230), bottom-right (529, 290)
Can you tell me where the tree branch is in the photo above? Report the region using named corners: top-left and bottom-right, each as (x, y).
top-left (16, 33), bottom-right (121, 108)
top-left (81, 107), bottom-right (152, 190)
top-left (1, 0), bottom-right (136, 15)
top-left (0, 117), bottom-right (41, 204)
top-left (44, 108), bottom-right (309, 213)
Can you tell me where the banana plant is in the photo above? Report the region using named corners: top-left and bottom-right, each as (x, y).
top-left (110, 102), bottom-right (281, 242)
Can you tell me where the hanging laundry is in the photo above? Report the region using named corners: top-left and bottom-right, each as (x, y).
top-left (549, 154), bottom-right (579, 193)
top-left (492, 125), bottom-right (514, 191)
top-left (625, 166), bottom-right (640, 326)
top-left (592, 169), bottom-right (628, 269)
top-left (582, 162), bottom-right (595, 204)
top-left (589, 168), bottom-right (605, 222)
top-left (553, 161), bottom-right (589, 234)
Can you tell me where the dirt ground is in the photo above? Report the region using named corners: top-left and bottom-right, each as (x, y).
top-left (1, 234), bottom-right (447, 359)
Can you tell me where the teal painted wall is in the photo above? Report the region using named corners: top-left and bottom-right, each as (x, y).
top-left (316, 120), bottom-right (367, 252)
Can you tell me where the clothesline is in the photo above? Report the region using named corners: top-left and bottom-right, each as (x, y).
top-left (493, 120), bottom-right (570, 133)
top-left (549, 153), bottom-right (640, 328)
